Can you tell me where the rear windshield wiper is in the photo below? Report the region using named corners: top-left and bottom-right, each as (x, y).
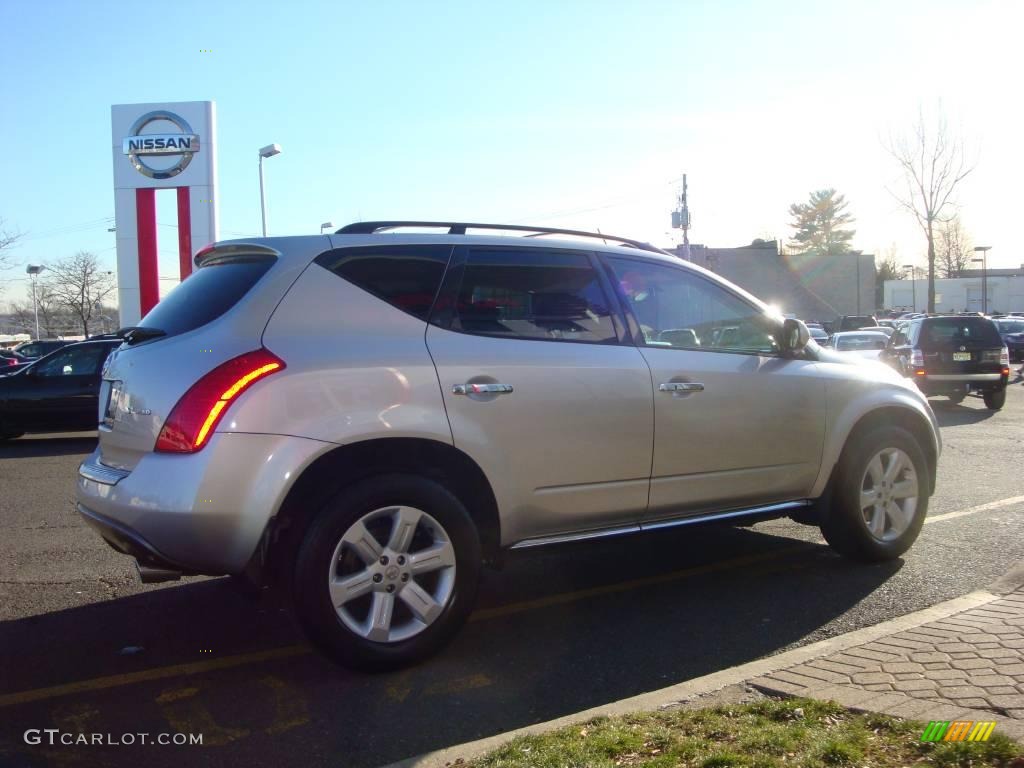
top-left (115, 326), bottom-right (167, 345)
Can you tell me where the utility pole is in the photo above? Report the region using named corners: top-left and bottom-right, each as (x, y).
top-left (671, 173), bottom-right (691, 257)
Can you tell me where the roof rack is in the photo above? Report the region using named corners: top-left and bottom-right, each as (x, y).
top-left (335, 221), bottom-right (670, 256)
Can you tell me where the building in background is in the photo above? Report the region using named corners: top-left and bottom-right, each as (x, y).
top-left (667, 240), bottom-right (876, 323)
top-left (883, 266), bottom-right (1024, 314)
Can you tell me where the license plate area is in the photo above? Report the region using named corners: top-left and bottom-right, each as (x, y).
top-left (952, 351), bottom-right (972, 361)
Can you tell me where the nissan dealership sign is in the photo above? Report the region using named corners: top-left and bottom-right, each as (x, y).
top-left (121, 110), bottom-right (200, 179)
top-left (111, 101), bottom-right (218, 324)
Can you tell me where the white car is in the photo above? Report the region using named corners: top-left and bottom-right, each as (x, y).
top-left (831, 331), bottom-right (890, 360)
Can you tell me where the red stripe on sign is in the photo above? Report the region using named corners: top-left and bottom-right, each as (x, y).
top-left (136, 188), bottom-right (159, 316)
top-left (176, 187), bottom-right (193, 280)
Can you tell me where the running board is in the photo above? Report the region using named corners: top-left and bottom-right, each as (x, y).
top-left (509, 500), bottom-right (811, 550)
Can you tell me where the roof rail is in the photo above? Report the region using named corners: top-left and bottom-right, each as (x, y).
top-left (335, 221), bottom-right (670, 256)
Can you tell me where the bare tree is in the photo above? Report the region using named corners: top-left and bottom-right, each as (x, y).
top-left (887, 108), bottom-right (973, 311)
top-left (0, 218), bottom-right (25, 297)
top-left (8, 287), bottom-right (63, 338)
top-left (45, 252), bottom-right (115, 337)
top-left (936, 216), bottom-right (972, 279)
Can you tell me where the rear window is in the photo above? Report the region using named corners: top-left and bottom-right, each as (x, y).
top-left (139, 257), bottom-right (274, 338)
top-left (835, 334), bottom-right (887, 351)
top-left (920, 318), bottom-right (1003, 349)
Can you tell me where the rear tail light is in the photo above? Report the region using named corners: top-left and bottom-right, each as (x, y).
top-left (1000, 346), bottom-right (1010, 366)
top-left (911, 349), bottom-right (925, 368)
top-left (155, 348), bottom-right (285, 453)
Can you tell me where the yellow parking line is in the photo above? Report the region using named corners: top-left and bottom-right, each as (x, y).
top-left (469, 545), bottom-right (812, 623)
top-left (0, 645), bottom-right (308, 709)
top-left (8, 490), bottom-right (1021, 710)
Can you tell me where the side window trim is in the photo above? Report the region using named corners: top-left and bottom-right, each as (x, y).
top-left (429, 245), bottom-right (626, 346)
top-left (599, 254), bottom-right (780, 357)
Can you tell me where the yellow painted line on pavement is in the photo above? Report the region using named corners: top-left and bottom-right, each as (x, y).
top-left (5, 492), bottom-right (1021, 709)
top-left (469, 545), bottom-right (812, 623)
top-left (925, 495), bottom-right (1024, 524)
top-left (0, 645), bottom-right (308, 709)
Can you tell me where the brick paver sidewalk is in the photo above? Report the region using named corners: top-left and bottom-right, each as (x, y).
top-left (752, 589), bottom-right (1024, 739)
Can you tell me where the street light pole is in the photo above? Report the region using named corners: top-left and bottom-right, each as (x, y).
top-left (26, 265), bottom-right (45, 339)
top-left (973, 246), bottom-right (991, 314)
top-left (320, 221), bottom-right (334, 234)
top-left (903, 264), bottom-right (916, 312)
top-left (258, 144), bottom-right (282, 237)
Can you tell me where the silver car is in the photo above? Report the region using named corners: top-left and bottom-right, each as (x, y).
top-left (77, 222), bottom-right (941, 670)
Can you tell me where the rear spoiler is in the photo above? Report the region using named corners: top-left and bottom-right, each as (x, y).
top-left (194, 243), bottom-right (280, 268)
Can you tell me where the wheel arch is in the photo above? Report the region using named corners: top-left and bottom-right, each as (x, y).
top-left (819, 404), bottom-right (939, 501)
top-left (259, 437), bottom-right (501, 586)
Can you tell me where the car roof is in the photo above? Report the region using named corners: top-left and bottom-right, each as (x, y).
top-left (833, 330), bottom-right (888, 338)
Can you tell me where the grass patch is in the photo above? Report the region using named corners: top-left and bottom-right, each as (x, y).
top-left (467, 697), bottom-right (1021, 768)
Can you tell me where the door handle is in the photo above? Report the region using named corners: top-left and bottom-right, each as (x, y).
top-left (659, 382), bottom-right (705, 393)
top-left (452, 383), bottom-right (514, 395)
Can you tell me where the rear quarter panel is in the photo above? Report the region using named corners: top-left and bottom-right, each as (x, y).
top-left (237, 263), bottom-right (453, 445)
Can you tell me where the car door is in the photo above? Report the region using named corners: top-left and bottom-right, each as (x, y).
top-left (604, 255), bottom-right (826, 520)
top-left (425, 245), bottom-right (654, 545)
top-left (24, 344), bottom-right (111, 430)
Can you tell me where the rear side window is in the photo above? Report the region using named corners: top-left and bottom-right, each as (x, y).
top-left (139, 258), bottom-right (274, 337)
top-left (440, 248), bottom-right (616, 344)
top-left (315, 245), bottom-right (452, 321)
top-left (920, 318), bottom-right (1003, 348)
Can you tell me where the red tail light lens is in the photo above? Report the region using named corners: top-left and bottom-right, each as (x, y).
top-left (155, 349), bottom-right (285, 453)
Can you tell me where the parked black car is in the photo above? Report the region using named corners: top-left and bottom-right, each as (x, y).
top-left (0, 340), bottom-right (120, 439)
top-left (881, 315), bottom-right (1010, 409)
top-left (992, 318), bottom-right (1024, 363)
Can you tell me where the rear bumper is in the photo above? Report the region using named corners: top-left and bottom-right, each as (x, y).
top-left (77, 503), bottom-right (193, 574)
top-left (917, 372), bottom-right (1007, 394)
top-left (75, 431), bottom-right (329, 575)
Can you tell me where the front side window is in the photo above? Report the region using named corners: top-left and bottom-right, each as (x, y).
top-left (445, 248), bottom-right (616, 344)
top-left (35, 345), bottom-right (109, 378)
top-left (607, 257), bottom-right (780, 354)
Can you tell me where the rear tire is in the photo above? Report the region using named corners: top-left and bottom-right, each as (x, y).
top-left (983, 388), bottom-right (1006, 410)
top-left (292, 474), bottom-right (481, 672)
top-left (820, 425), bottom-right (928, 562)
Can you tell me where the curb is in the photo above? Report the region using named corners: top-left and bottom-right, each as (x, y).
top-left (381, 590), bottom-right (1002, 768)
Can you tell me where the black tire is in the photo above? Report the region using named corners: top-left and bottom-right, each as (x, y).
top-left (292, 474), bottom-right (481, 672)
top-left (983, 388), bottom-right (1006, 410)
top-left (946, 393), bottom-right (965, 405)
top-left (820, 425), bottom-right (929, 562)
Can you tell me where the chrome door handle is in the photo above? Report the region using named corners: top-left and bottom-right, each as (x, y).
top-left (659, 382), bottom-right (705, 393)
top-left (452, 383), bottom-right (514, 395)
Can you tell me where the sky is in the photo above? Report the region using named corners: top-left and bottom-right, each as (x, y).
top-left (1, 0), bottom-right (1020, 306)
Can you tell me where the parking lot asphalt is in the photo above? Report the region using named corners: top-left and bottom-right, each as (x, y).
top-left (1, 376), bottom-right (1023, 768)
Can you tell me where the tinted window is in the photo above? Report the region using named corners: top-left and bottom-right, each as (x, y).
top-left (316, 245), bottom-right (452, 321)
top-left (995, 320), bottom-right (1024, 334)
top-left (444, 248), bottom-right (616, 343)
top-left (35, 345), bottom-right (110, 378)
top-left (920, 318), bottom-right (1003, 349)
top-left (139, 258), bottom-right (274, 338)
top-left (608, 257), bottom-right (780, 354)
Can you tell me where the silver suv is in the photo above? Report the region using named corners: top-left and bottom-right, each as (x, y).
top-left (77, 222), bottom-right (941, 670)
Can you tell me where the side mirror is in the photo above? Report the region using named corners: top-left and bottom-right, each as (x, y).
top-left (781, 318), bottom-right (810, 352)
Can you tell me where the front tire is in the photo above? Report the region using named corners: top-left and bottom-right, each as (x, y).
top-left (983, 388), bottom-right (1006, 410)
top-left (292, 474), bottom-right (481, 672)
top-left (820, 425), bottom-right (928, 562)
